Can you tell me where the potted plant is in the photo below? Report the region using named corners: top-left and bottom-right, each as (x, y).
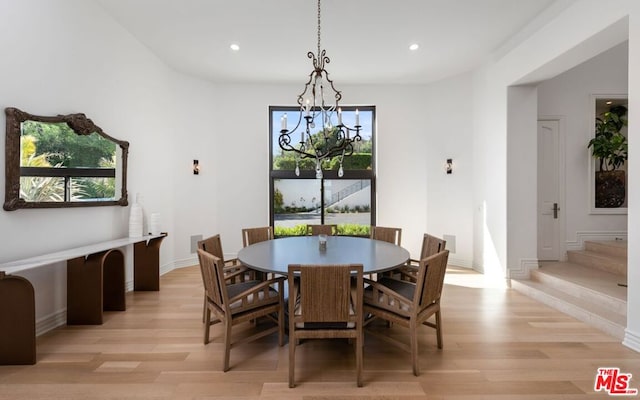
top-left (588, 104), bottom-right (628, 207)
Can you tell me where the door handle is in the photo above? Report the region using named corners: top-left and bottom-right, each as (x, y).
top-left (553, 203), bottom-right (559, 219)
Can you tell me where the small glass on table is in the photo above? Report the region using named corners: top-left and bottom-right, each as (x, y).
top-left (318, 234), bottom-right (327, 251)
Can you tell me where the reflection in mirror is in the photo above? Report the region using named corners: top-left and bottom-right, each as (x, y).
top-left (4, 108), bottom-right (128, 210)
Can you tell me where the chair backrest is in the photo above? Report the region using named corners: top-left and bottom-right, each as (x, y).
top-left (306, 224), bottom-right (336, 236)
top-left (196, 249), bottom-right (227, 310)
top-left (413, 250), bottom-right (449, 311)
top-left (198, 248), bottom-right (281, 320)
top-left (419, 233), bottom-right (446, 260)
top-left (288, 264), bottom-right (363, 325)
top-left (370, 226), bottom-right (402, 246)
top-left (197, 234), bottom-right (225, 262)
top-left (242, 226), bottom-right (273, 247)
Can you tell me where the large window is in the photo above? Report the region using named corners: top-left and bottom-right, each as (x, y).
top-left (269, 106), bottom-right (375, 236)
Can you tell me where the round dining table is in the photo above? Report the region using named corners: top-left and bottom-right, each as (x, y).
top-left (237, 235), bottom-right (410, 275)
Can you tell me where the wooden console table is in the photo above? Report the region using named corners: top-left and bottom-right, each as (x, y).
top-left (0, 233), bottom-right (166, 365)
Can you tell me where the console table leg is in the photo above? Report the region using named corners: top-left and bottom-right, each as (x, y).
top-left (134, 236), bottom-right (165, 291)
top-left (67, 254), bottom-right (104, 325)
top-left (103, 249), bottom-right (126, 311)
top-left (0, 272), bottom-right (36, 365)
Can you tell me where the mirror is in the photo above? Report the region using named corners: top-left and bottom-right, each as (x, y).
top-left (4, 107), bottom-right (129, 211)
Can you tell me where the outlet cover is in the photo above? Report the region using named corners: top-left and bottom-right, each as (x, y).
top-left (190, 234), bottom-right (203, 254)
top-left (443, 234), bottom-right (456, 253)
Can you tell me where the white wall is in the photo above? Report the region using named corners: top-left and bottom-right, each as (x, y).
top-left (625, 2), bottom-right (640, 351)
top-left (0, 0), bottom-right (474, 336)
top-left (538, 42), bottom-right (628, 246)
top-left (167, 73), bottom-right (221, 267)
top-left (473, 0), bottom-right (639, 350)
top-left (423, 75), bottom-right (475, 267)
top-left (506, 85), bottom-right (539, 277)
top-left (0, 0), bottom-right (178, 325)
top-left (3, 0), bottom-right (637, 353)
top-left (350, 79), bottom-right (474, 267)
top-left (177, 78), bottom-right (476, 266)
top-left (330, 186), bottom-right (371, 210)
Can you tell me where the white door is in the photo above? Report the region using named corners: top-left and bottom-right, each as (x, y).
top-left (537, 120), bottom-right (561, 260)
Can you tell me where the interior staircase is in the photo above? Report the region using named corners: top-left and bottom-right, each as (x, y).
top-left (511, 240), bottom-right (627, 339)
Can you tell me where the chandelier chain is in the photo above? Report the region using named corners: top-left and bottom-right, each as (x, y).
top-left (317, 0), bottom-right (321, 57)
top-left (277, 0), bottom-right (362, 178)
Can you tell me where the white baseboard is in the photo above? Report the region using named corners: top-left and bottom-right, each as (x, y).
top-left (35, 309), bottom-right (67, 336)
top-left (472, 261), bottom-right (484, 274)
top-left (566, 231), bottom-right (628, 251)
top-left (623, 329), bottom-right (640, 353)
top-left (37, 261), bottom-right (180, 336)
top-left (171, 257), bottom-right (198, 271)
top-left (508, 258), bottom-right (539, 279)
top-left (448, 256), bottom-right (472, 269)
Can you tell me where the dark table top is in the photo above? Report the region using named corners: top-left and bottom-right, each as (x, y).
top-left (237, 236), bottom-right (410, 275)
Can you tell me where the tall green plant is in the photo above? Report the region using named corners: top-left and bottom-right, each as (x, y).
top-left (19, 135), bottom-right (64, 201)
top-left (588, 105), bottom-right (628, 172)
top-left (72, 155), bottom-right (116, 200)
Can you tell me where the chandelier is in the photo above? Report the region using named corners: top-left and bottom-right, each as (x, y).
top-left (278, 0), bottom-right (361, 179)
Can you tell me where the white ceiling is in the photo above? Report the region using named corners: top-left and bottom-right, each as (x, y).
top-left (95, 0), bottom-right (559, 85)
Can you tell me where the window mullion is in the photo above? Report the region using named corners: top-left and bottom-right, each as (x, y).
top-left (320, 179), bottom-right (325, 224)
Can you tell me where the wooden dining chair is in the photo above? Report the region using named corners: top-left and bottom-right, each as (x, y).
top-left (370, 226), bottom-right (402, 246)
top-left (241, 226), bottom-right (274, 279)
top-left (288, 263), bottom-right (364, 387)
top-left (197, 234), bottom-right (247, 278)
top-left (241, 226), bottom-right (273, 247)
top-left (197, 234), bottom-right (256, 322)
top-left (370, 226), bottom-right (402, 278)
top-left (395, 233), bottom-right (446, 282)
top-left (197, 249), bottom-right (285, 372)
top-left (306, 224), bottom-right (337, 236)
top-left (363, 250), bottom-right (449, 376)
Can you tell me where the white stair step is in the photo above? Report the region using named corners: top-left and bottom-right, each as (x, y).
top-left (566, 250), bottom-right (626, 277)
top-left (584, 240), bottom-right (627, 259)
top-left (531, 263), bottom-right (627, 315)
top-left (511, 279), bottom-right (626, 339)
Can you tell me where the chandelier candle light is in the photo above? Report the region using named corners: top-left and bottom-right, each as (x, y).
top-left (278, 0), bottom-right (361, 179)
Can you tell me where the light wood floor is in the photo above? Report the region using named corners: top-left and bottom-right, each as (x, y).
top-left (1, 266), bottom-right (638, 399)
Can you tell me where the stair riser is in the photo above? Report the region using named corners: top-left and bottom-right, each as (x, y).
top-left (567, 251), bottom-right (626, 277)
top-left (511, 280), bottom-right (625, 340)
top-left (585, 241), bottom-right (627, 259)
top-left (530, 270), bottom-right (626, 315)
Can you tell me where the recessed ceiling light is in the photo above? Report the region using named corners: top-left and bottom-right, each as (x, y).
top-left (230, 43), bottom-right (240, 51)
top-left (409, 43), bottom-right (419, 51)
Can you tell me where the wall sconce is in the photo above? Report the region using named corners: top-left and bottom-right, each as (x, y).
top-left (446, 158), bottom-right (453, 174)
top-left (193, 159), bottom-right (200, 175)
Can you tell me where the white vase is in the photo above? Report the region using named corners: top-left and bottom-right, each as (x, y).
top-left (128, 193), bottom-right (144, 237)
top-left (149, 212), bottom-right (161, 235)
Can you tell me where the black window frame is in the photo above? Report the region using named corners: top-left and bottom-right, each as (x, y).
top-left (269, 105), bottom-right (376, 231)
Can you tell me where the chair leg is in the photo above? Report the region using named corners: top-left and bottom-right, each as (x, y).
top-left (289, 334), bottom-right (296, 388)
top-left (223, 319), bottom-right (232, 372)
top-left (435, 310), bottom-right (443, 349)
top-left (356, 336), bottom-right (363, 387)
top-left (202, 293), bottom-right (207, 323)
top-left (410, 320), bottom-right (419, 376)
top-left (204, 308), bottom-right (211, 345)
top-left (278, 306), bottom-right (285, 347)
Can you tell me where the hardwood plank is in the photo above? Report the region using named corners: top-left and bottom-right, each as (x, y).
top-left (0, 265), bottom-right (638, 400)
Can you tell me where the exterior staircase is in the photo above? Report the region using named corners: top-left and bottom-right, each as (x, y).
top-left (511, 240), bottom-right (627, 339)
